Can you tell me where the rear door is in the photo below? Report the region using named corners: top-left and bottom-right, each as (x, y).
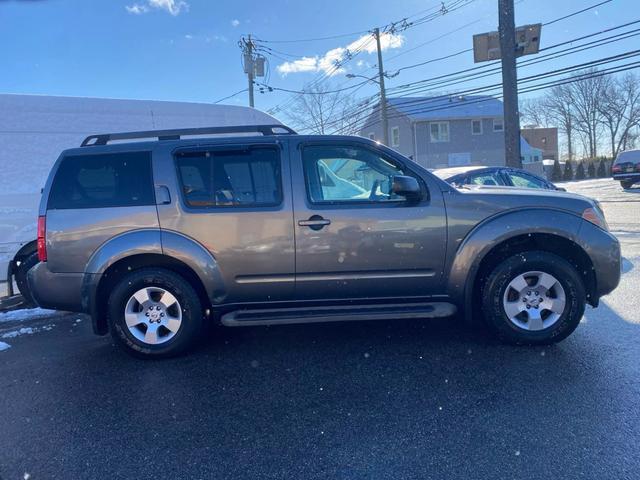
top-left (290, 139), bottom-right (447, 301)
top-left (154, 140), bottom-right (295, 305)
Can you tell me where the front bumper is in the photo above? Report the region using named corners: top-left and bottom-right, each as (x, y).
top-left (27, 262), bottom-right (84, 312)
top-left (578, 219), bottom-right (621, 301)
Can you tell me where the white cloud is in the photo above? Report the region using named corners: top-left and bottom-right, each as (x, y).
top-left (231, 19), bottom-right (240, 27)
top-left (125, 3), bottom-right (149, 14)
top-left (185, 34), bottom-right (193, 40)
top-left (276, 32), bottom-right (404, 76)
top-left (125, 0), bottom-right (189, 16)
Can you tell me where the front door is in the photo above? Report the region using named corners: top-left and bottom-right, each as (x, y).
top-left (290, 141), bottom-right (447, 301)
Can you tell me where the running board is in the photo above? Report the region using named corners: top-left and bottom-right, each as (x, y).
top-left (220, 302), bottom-right (457, 327)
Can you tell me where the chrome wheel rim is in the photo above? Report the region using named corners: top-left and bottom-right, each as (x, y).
top-left (502, 271), bottom-right (566, 331)
top-left (124, 287), bottom-right (182, 345)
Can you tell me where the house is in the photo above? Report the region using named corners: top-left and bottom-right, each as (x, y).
top-left (360, 95), bottom-right (507, 169)
top-left (521, 127), bottom-right (559, 160)
top-left (521, 136), bottom-right (544, 164)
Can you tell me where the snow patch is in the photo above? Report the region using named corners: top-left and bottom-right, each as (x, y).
top-left (0, 341), bottom-right (10, 351)
top-left (0, 308), bottom-right (58, 323)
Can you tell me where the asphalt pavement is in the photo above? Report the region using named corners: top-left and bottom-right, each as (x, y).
top-left (1, 178), bottom-right (639, 480)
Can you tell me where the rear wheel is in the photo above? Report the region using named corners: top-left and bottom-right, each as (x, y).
top-left (15, 252), bottom-right (39, 307)
top-left (107, 268), bottom-right (203, 358)
top-left (621, 180), bottom-right (634, 189)
top-left (482, 251), bottom-right (585, 345)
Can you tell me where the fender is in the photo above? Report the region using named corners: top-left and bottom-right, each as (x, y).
top-left (447, 208), bottom-right (583, 318)
top-left (160, 229), bottom-right (225, 303)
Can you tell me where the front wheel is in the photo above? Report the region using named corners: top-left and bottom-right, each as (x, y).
top-left (482, 251), bottom-right (586, 345)
top-left (108, 268), bottom-right (203, 358)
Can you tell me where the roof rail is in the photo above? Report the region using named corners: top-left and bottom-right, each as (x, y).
top-left (80, 124), bottom-right (297, 147)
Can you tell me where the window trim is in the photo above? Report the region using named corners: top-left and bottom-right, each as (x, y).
top-left (391, 126), bottom-right (400, 147)
top-left (471, 119), bottom-right (483, 135)
top-left (429, 121), bottom-right (450, 143)
top-left (493, 118), bottom-right (504, 132)
top-left (300, 141), bottom-right (427, 208)
top-left (173, 145), bottom-right (284, 211)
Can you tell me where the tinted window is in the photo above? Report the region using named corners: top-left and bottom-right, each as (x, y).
top-left (303, 145), bottom-right (410, 204)
top-left (508, 172), bottom-right (548, 189)
top-left (48, 152), bottom-right (154, 209)
top-left (175, 148), bottom-right (281, 208)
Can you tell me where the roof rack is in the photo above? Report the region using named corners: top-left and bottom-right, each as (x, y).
top-left (81, 124), bottom-right (297, 147)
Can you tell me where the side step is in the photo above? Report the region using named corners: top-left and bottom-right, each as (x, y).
top-left (220, 302), bottom-right (457, 327)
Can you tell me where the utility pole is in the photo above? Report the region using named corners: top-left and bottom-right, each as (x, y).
top-left (498, 0), bottom-right (521, 167)
top-left (374, 28), bottom-right (389, 146)
top-left (241, 35), bottom-right (255, 107)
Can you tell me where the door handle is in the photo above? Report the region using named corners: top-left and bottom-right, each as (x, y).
top-left (298, 215), bottom-right (331, 230)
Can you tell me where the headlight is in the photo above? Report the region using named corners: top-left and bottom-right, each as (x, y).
top-left (582, 207), bottom-right (609, 231)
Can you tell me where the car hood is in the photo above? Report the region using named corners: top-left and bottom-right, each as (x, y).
top-left (454, 184), bottom-right (599, 216)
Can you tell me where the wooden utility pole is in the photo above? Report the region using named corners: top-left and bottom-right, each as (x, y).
top-left (374, 28), bottom-right (389, 146)
top-left (498, 0), bottom-right (521, 167)
top-left (241, 35), bottom-right (255, 108)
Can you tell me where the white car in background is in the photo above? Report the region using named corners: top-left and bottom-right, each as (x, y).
top-left (0, 94), bottom-right (283, 303)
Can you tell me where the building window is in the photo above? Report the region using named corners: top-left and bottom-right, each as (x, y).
top-left (368, 133), bottom-right (375, 140)
top-left (429, 122), bottom-right (449, 143)
top-left (471, 119), bottom-right (483, 135)
top-left (493, 119), bottom-right (504, 132)
top-left (391, 126), bottom-right (400, 147)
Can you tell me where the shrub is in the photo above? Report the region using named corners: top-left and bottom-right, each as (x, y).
top-left (551, 159), bottom-right (563, 182)
top-left (597, 159), bottom-right (607, 177)
top-left (575, 162), bottom-right (586, 180)
top-left (587, 161), bottom-right (596, 178)
top-left (563, 159), bottom-right (574, 181)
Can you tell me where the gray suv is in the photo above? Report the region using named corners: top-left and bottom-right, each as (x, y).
top-left (28, 125), bottom-right (621, 357)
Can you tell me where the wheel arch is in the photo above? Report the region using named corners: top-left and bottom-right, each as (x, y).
top-left (447, 209), bottom-right (596, 324)
top-left (83, 229), bottom-right (222, 335)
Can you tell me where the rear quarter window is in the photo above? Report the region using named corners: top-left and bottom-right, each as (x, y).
top-left (48, 152), bottom-right (154, 209)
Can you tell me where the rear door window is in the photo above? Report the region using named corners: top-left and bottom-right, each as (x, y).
top-left (48, 152), bottom-right (154, 209)
top-left (175, 147), bottom-right (282, 208)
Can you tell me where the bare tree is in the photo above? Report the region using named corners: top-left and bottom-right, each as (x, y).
top-left (598, 72), bottom-right (640, 157)
top-left (285, 83), bottom-right (368, 135)
top-left (565, 68), bottom-right (609, 158)
top-left (522, 85), bottom-right (575, 160)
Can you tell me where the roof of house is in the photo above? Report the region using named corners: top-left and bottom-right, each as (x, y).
top-left (387, 95), bottom-right (504, 121)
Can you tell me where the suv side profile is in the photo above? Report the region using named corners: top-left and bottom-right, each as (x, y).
top-left (28, 125), bottom-right (621, 357)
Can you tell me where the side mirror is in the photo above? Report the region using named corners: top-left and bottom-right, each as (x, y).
top-left (392, 175), bottom-right (422, 200)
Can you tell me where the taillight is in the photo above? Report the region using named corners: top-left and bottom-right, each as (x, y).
top-left (37, 215), bottom-right (47, 262)
top-left (611, 164), bottom-right (621, 173)
top-left (635, 163), bottom-right (640, 172)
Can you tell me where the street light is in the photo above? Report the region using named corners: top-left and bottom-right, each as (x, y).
top-left (345, 73), bottom-right (380, 84)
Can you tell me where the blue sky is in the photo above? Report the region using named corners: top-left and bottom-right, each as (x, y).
top-left (0, 0), bottom-right (635, 118)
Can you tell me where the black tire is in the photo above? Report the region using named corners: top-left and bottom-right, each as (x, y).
top-left (107, 268), bottom-right (203, 358)
top-left (621, 180), bottom-right (634, 189)
top-left (15, 252), bottom-right (39, 307)
top-left (481, 251), bottom-right (586, 345)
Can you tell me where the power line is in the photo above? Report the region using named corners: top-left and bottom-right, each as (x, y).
top-left (543, 0), bottom-right (613, 26)
top-left (339, 54), bottom-right (640, 133)
top-left (213, 88), bottom-right (248, 104)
